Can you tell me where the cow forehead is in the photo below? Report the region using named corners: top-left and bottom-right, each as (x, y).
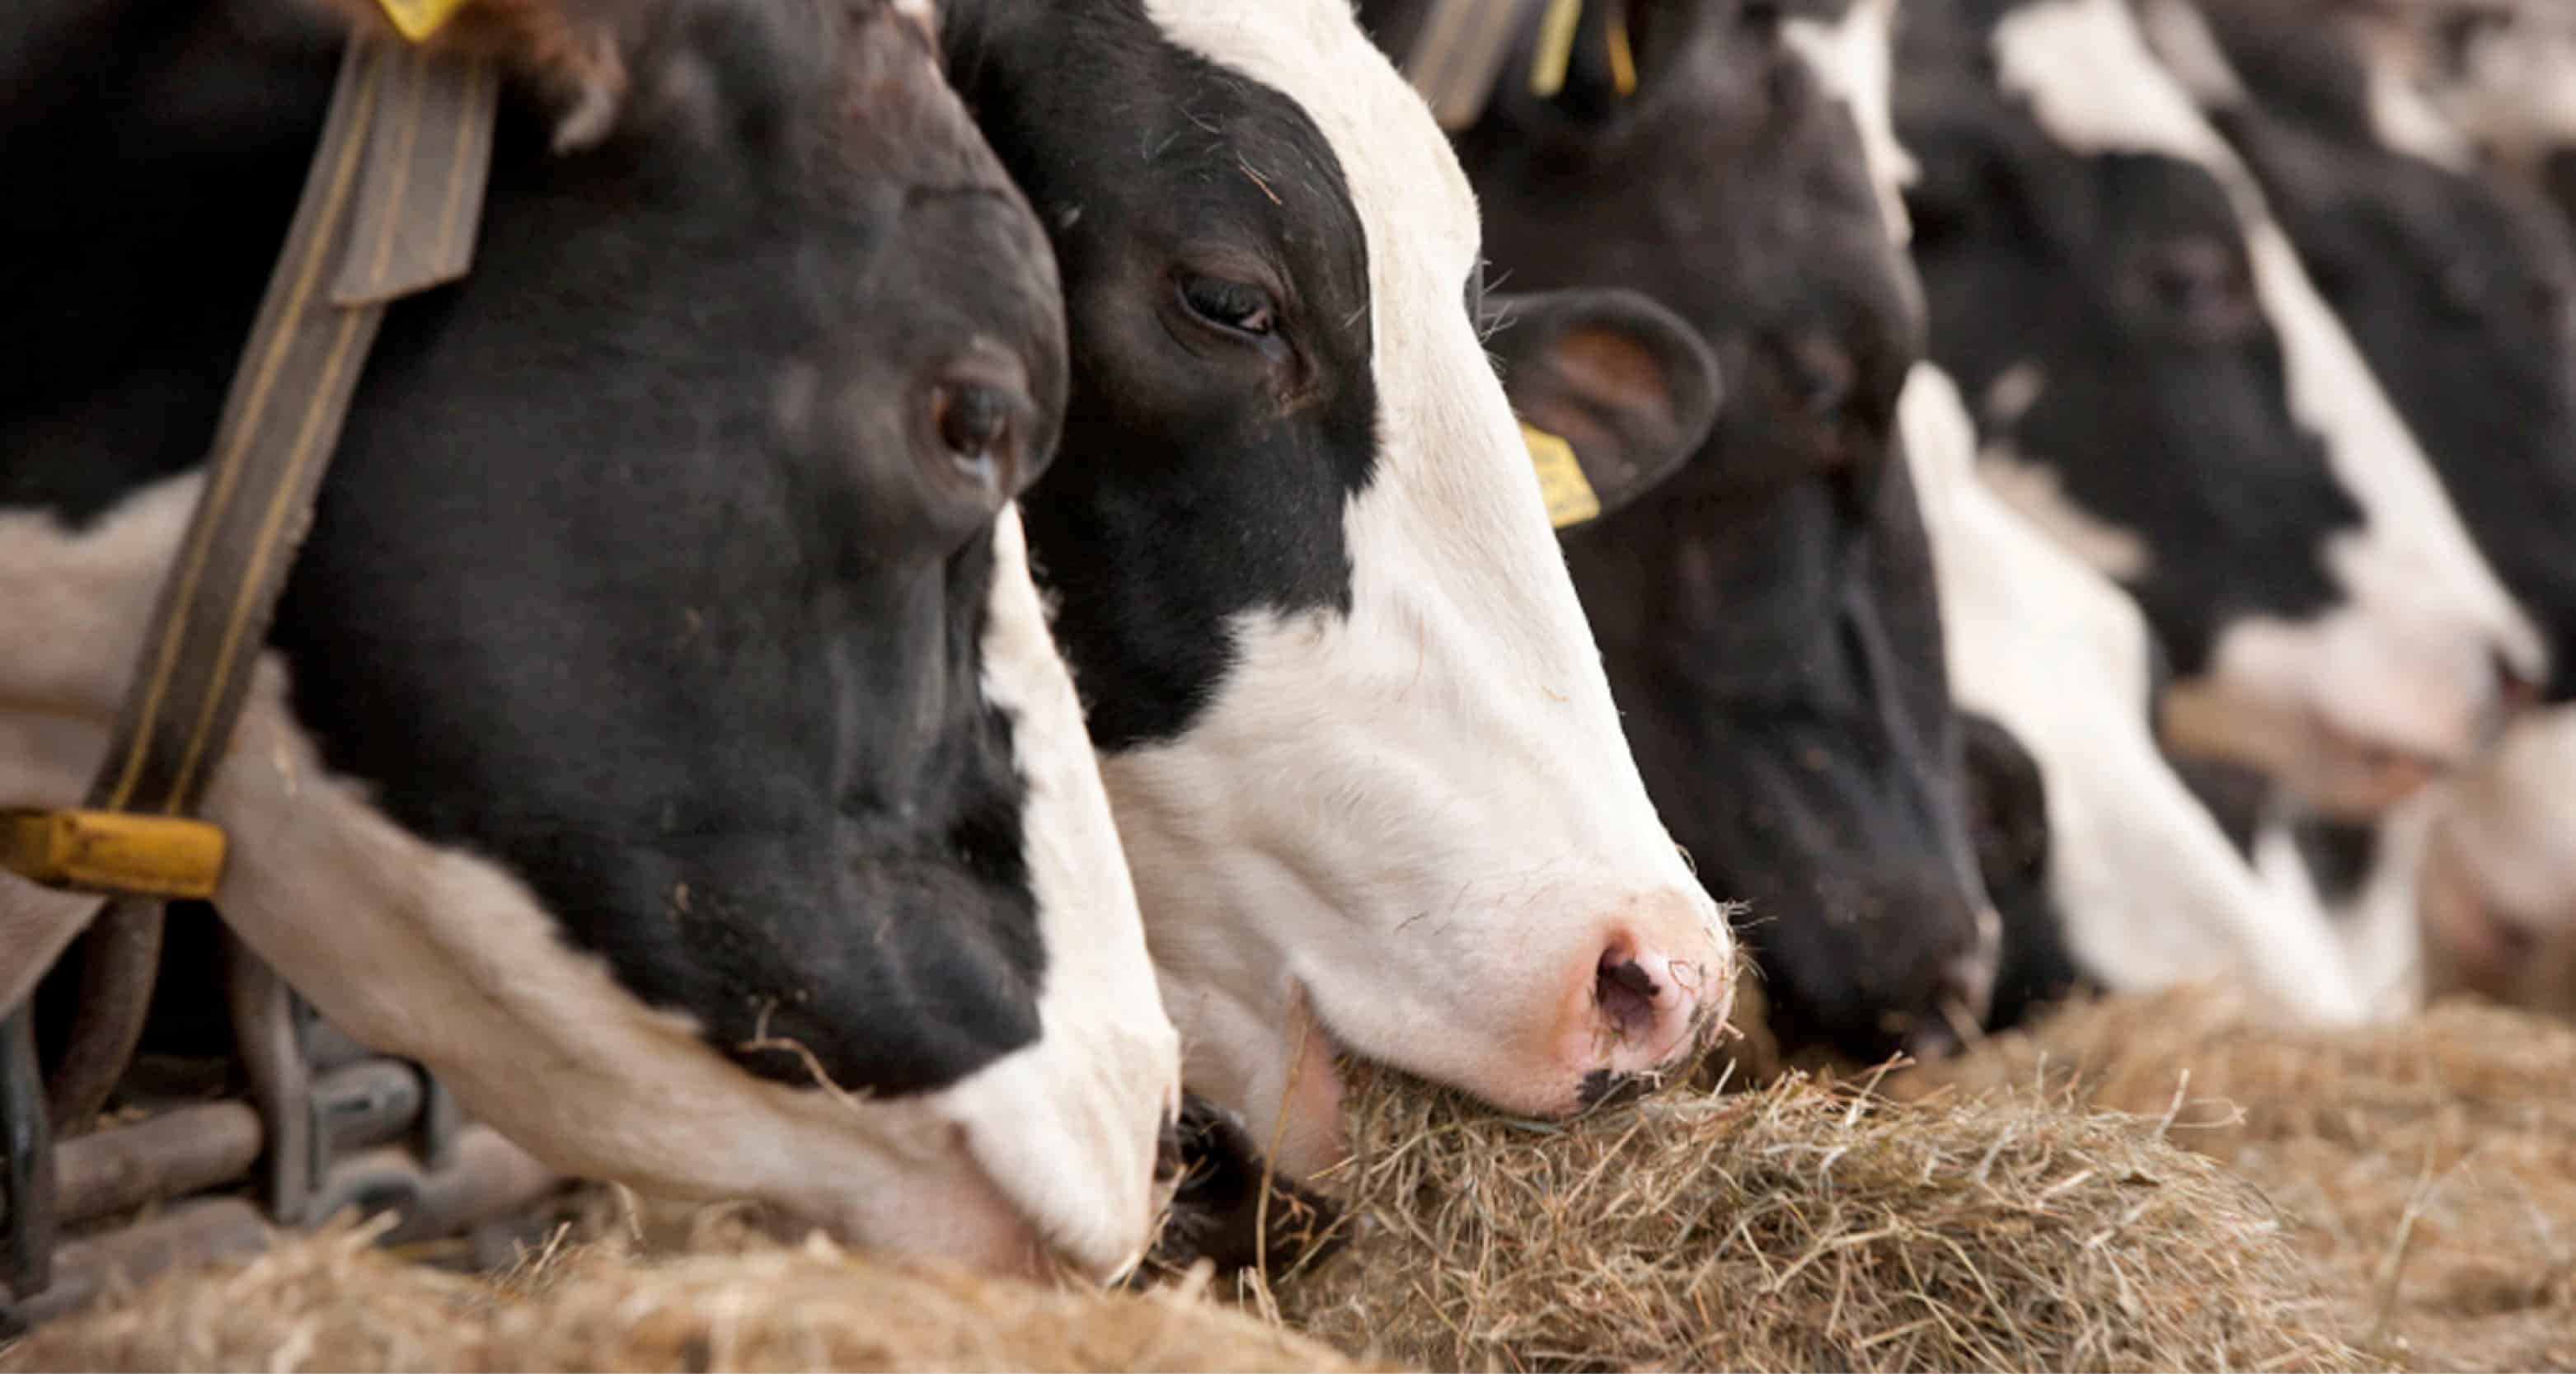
top-left (1785, 0), bottom-right (1916, 241)
top-left (1143, 0), bottom-right (1481, 290)
top-left (1992, 0), bottom-right (2236, 172)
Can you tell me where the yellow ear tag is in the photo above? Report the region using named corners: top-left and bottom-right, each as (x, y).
top-left (1529, 0), bottom-right (1585, 98)
top-left (376, 0), bottom-right (473, 43)
top-left (1606, 9), bottom-right (1640, 96)
top-left (1523, 421), bottom-right (1602, 528)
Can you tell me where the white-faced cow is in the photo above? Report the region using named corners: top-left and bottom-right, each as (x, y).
top-left (1349, 0), bottom-right (2005, 1063)
top-left (1895, 0), bottom-right (2542, 823)
top-left (2, 0), bottom-right (1182, 1280)
top-left (935, 0), bottom-right (1735, 1175)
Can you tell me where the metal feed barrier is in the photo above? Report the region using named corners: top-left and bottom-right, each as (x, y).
top-left (0, 919), bottom-right (562, 1336)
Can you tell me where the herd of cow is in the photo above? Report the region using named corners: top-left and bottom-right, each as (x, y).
top-left (4, 0), bottom-right (2573, 1299)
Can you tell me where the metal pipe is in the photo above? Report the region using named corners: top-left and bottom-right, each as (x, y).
top-left (54, 1101), bottom-right (262, 1226)
top-left (224, 936), bottom-right (312, 1226)
top-left (7, 1197), bottom-right (274, 1329)
top-left (45, 897), bottom-right (164, 1134)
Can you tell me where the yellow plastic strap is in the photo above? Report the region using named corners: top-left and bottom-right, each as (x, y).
top-left (1523, 421), bottom-right (1602, 528)
top-left (376, 0), bottom-right (473, 43)
top-left (1529, 0), bottom-right (1584, 98)
top-left (1, 810), bottom-right (228, 902)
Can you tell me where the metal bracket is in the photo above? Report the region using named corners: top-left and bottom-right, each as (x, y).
top-left (2, 1002), bottom-right (59, 1323)
top-left (224, 935), bottom-right (315, 1228)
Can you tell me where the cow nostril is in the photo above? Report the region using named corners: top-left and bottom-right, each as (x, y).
top-left (1596, 953), bottom-right (1662, 1043)
top-left (2495, 649), bottom-right (2544, 717)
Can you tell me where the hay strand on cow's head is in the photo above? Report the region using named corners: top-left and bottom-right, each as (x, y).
top-left (1261, 1062), bottom-right (2364, 1373)
top-left (2, 1213), bottom-right (1374, 1373)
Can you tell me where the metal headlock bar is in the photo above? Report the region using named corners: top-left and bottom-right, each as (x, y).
top-left (1, 25), bottom-right (563, 1334)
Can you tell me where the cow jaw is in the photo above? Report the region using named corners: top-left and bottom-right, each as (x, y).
top-left (1108, 0), bottom-right (1734, 1148)
top-left (0, 476), bottom-right (1177, 1283)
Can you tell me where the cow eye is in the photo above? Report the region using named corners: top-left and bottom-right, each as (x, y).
top-left (931, 382), bottom-right (1019, 496)
top-left (2147, 236), bottom-right (2254, 336)
top-left (1180, 274), bottom-right (1279, 337)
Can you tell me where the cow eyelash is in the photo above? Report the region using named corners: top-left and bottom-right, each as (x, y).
top-left (1180, 274), bottom-right (1278, 337)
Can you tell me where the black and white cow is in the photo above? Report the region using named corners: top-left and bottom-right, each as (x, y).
top-left (2154, 0), bottom-right (2576, 696)
top-left (2, 0), bottom-right (1181, 1279)
top-left (936, 0), bottom-right (1735, 1174)
top-left (2134, 0), bottom-right (2576, 1016)
top-left (1763, 0), bottom-right (2369, 1025)
top-left (1895, 0), bottom-right (2541, 825)
top-left (1349, 0), bottom-right (2003, 1064)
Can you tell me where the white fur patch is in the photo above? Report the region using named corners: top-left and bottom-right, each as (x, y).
top-left (1992, 0), bottom-right (2546, 772)
top-left (2362, 44), bottom-right (2477, 171)
top-left (2133, 0), bottom-right (2245, 110)
top-left (1785, 0), bottom-right (1917, 242)
top-left (2426, 6), bottom-right (2576, 159)
top-left (0, 480), bottom-right (1178, 1280)
top-left (1119, 0), bottom-right (1732, 1158)
top-left (1974, 442), bottom-right (2153, 581)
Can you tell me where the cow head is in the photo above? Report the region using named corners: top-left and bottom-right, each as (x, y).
top-left (1902, 361), bottom-right (2378, 1025)
top-left (939, 0), bottom-right (1734, 1175)
top-left (2152, 0), bottom-right (2576, 703)
top-left (1896, 0), bottom-right (2541, 820)
top-left (1347, 0), bottom-right (1999, 1062)
top-left (0, 0), bottom-right (1178, 1280)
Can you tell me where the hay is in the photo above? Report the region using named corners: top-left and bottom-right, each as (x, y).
top-left (1263, 1062), bottom-right (2362, 1373)
top-left (1911, 985), bottom-right (2576, 1372)
top-left (3, 1213), bottom-right (1372, 1373)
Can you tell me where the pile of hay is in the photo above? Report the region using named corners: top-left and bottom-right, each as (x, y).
top-left (1261, 1062), bottom-right (2363, 1372)
top-left (1911, 986), bottom-right (2576, 1372)
top-left (2, 1214), bottom-right (1368, 1373)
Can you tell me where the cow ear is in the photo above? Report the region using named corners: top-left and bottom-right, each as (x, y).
top-left (1481, 287), bottom-right (1721, 529)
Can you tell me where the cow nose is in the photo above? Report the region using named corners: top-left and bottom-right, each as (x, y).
top-left (1902, 928), bottom-right (1999, 1063)
top-left (1579, 918), bottom-right (1728, 1086)
top-left (2496, 649), bottom-right (2545, 717)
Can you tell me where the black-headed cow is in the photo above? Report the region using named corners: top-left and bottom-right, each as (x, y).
top-left (2, 0), bottom-right (1180, 1279)
top-left (1895, 0), bottom-right (2541, 824)
top-left (936, 0), bottom-right (1735, 1174)
top-left (1352, 0), bottom-right (2002, 1064)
